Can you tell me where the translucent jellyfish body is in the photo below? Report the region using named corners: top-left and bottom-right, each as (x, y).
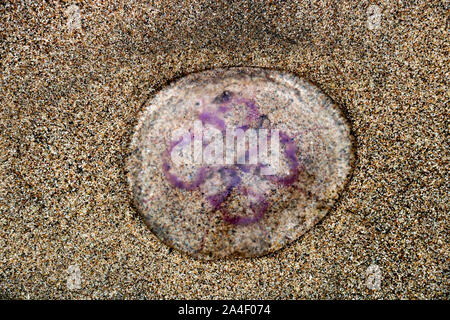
top-left (128, 68), bottom-right (354, 259)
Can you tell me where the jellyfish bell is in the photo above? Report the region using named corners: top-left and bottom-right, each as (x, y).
top-left (128, 67), bottom-right (354, 259)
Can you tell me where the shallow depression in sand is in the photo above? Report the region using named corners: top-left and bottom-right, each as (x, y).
top-left (128, 67), bottom-right (354, 259)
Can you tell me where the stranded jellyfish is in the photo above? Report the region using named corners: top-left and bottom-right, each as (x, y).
top-left (127, 68), bottom-right (354, 259)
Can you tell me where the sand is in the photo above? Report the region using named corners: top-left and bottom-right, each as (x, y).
top-left (0, 1), bottom-right (447, 299)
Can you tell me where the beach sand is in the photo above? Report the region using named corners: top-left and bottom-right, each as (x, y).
top-left (0, 1), bottom-right (447, 299)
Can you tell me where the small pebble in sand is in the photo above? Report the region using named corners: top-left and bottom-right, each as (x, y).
top-left (128, 67), bottom-right (354, 259)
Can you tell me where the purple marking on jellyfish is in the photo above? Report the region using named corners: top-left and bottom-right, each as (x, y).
top-left (163, 163), bottom-right (208, 191)
top-left (162, 95), bottom-right (302, 227)
top-left (162, 132), bottom-right (208, 191)
top-left (236, 164), bottom-right (251, 173)
top-left (217, 105), bottom-right (230, 113)
top-left (229, 98), bottom-right (261, 128)
top-left (244, 100), bottom-right (261, 124)
top-left (205, 167), bottom-right (241, 209)
top-left (199, 111), bottom-right (226, 131)
top-left (206, 192), bottom-right (228, 210)
top-left (221, 187), bottom-right (269, 226)
top-left (266, 131), bottom-right (300, 186)
top-left (164, 131), bottom-right (195, 157)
